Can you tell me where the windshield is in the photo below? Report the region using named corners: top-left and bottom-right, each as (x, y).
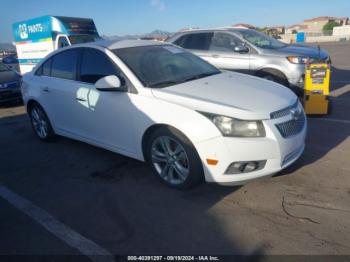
top-left (68, 35), bottom-right (100, 45)
top-left (238, 30), bottom-right (287, 49)
top-left (113, 45), bottom-right (220, 88)
top-left (0, 62), bottom-right (9, 72)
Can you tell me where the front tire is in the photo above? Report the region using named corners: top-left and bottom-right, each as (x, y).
top-left (145, 127), bottom-right (204, 189)
top-left (257, 69), bottom-right (289, 87)
top-left (29, 104), bottom-right (56, 142)
top-left (262, 73), bottom-right (288, 86)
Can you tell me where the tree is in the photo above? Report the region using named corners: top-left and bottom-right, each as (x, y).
top-left (323, 21), bottom-right (341, 36)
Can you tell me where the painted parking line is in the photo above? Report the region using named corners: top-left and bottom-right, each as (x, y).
top-left (0, 184), bottom-right (115, 262)
top-left (309, 117), bottom-right (350, 124)
top-left (330, 84), bottom-right (350, 97)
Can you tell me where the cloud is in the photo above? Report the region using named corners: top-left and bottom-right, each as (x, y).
top-left (150, 0), bottom-right (166, 11)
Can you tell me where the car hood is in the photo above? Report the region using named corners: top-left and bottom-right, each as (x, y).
top-left (151, 71), bottom-right (297, 120)
top-left (0, 70), bottom-right (20, 84)
top-left (269, 44), bottom-right (329, 59)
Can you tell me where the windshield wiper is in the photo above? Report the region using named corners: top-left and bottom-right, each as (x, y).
top-left (148, 71), bottom-right (220, 88)
top-left (148, 80), bottom-right (184, 88)
top-left (182, 72), bottom-right (220, 83)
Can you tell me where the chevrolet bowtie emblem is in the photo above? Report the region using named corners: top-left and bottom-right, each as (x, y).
top-left (290, 108), bottom-right (301, 121)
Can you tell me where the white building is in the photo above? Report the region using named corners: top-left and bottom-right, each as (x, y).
top-left (333, 25), bottom-right (350, 39)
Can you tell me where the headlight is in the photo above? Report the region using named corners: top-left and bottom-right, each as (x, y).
top-left (201, 113), bottom-right (266, 137)
top-left (287, 56), bottom-right (314, 64)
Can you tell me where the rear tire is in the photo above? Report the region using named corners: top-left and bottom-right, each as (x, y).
top-left (145, 126), bottom-right (204, 189)
top-left (29, 104), bottom-right (56, 142)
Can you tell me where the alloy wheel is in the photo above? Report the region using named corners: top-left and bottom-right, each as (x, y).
top-left (151, 136), bottom-right (190, 185)
top-left (31, 108), bottom-right (48, 139)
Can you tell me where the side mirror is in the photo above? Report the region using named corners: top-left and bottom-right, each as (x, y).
top-left (234, 45), bottom-right (249, 53)
top-left (95, 75), bottom-right (127, 92)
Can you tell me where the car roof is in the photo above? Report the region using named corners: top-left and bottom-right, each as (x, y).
top-left (82, 39), bottom-right (170, 50)
top-left (31, 39), bottom-right (172, 72)
top-left (167, 27), bottom-right (252, 41)
top-left (177, 27), bottom-right (249, 33)
top-left (32, 39), bottom-right (173, 72)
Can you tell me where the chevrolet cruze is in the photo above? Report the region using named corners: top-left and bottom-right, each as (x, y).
top-left (22, 40), bottom-right (307, 189)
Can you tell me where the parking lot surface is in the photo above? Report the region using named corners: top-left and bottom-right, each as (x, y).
top-left (0, 42), bottom-right (349, 257)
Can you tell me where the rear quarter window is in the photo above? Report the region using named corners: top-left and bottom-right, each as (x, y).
top-left (174, 33), bottom-right (213, 51)
top-left (35, 59), bottom-right (52, 76)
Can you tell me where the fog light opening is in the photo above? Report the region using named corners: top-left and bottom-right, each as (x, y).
top-left (225, 160), bottom-right (266, 175)
top-left (243, 162), bottom-right (258, 172)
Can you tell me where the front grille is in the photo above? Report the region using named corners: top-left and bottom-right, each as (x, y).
top-left (270, 100), bottom-right (298, 119)
top-left (276, 113), bottom-right (306, 138)
top-left (5, 81), bottom-right (20, 88)
top-left (0, 90), bottom-right (21, 100)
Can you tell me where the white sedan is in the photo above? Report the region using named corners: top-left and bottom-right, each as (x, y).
top-left (22, 40), bottom-right (307, 189)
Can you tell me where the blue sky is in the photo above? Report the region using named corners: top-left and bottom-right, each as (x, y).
top-left (1, 0), bottom-right (350, 42)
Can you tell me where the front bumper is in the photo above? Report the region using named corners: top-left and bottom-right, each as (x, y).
top-left (194, 113), bottom-right (307, 185)
top-left (289, 75), bottom-right (305, 97)
top-left (285, 64), bottom-right (305, 96)
top-left (0, 88), bottom-right (22, 103)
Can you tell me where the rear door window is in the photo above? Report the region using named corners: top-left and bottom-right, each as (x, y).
top-left (51, 50), bottom-right (79, 80)
top-left (175, 33), bottom-right (212, 51)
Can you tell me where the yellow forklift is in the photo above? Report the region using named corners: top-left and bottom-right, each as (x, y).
top-left (303, 46), bottom-right (331, 115)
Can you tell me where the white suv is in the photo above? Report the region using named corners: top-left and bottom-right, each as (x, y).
top-left (22, 40), bottom-right (306, 189)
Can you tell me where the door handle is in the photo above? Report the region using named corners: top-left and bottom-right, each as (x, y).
top-left (41, 86), bottom-right (49, 92)
top-left (212, 54), bottom-right (220, 58)
top-left (76, 97), bottom-right (87, 102)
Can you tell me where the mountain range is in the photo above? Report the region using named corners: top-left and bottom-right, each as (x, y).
top-left (101, 30), bottom-right (173, 41)
top-left (0, 30), bottom-right (173, 51)
top-left (0, 43), bottom-right (15, 51)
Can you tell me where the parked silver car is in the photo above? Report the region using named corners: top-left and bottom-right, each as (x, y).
top-left (167, 28), bottom-right (330, 95)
